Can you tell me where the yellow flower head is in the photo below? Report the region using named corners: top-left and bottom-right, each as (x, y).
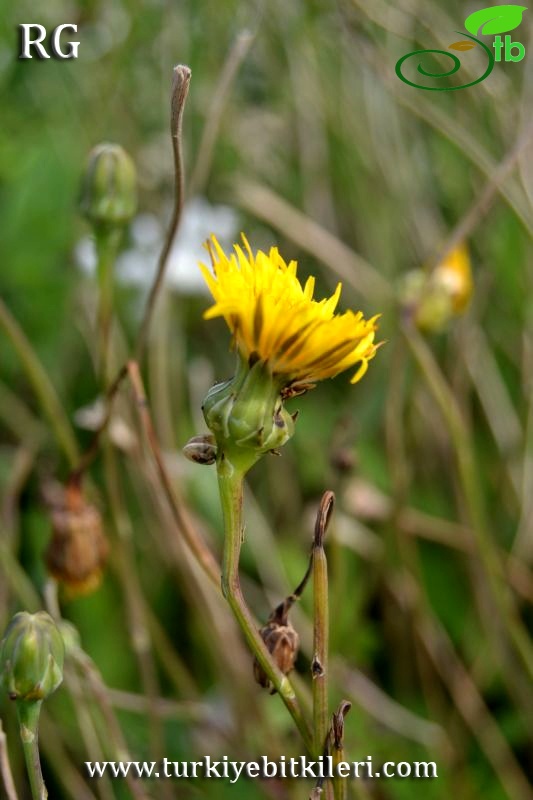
top-left (200, 235), bottom-right (380, 388)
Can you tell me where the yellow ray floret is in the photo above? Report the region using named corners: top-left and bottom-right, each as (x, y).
top-left (199, 234), bottom-right (380, 385)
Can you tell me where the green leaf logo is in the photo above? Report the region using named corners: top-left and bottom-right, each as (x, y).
top-left (464, 5), bottom-right (527, 36)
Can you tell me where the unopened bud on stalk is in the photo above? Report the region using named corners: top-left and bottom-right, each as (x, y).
top-left (202, 358), bottom-right (295, 472)
top-left (253, 603), bottom-right (299, 693)
top-left (400, 243), bottom-right (473, 333)
top-left (0, 612), bottom-right (64, 702)
top-left (79, 143), bottom-right (137, 228)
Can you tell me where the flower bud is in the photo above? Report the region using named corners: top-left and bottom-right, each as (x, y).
top-left (183, 434), bottom-right (217, 465)
top-left (202, 358), bottom-right (295, 471)
top-left (401, 269), bottom-right (453, 332)
top-left (400, 244), bottom-right (472, 333)
top-left (0, 612), bottom-right (64, 702)
top-left (79, 143), bottom-right (137, 228)
top-left (45, 480), bottom-right (109, 597)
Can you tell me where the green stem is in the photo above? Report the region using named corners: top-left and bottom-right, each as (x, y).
top-left (216, 455), bottom-right (313, 752)
top-left (0, 298), bottom-right (79, 466)
top-left (17, 701), bottom-right (47, 800)
top-left (95, 227), bottom-right (123, 386)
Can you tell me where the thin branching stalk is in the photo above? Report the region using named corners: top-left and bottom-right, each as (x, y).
top-left (136, 65), bottom-right (191, 361)
top-left (216, 455), bottom-right (313, 751)
top-left (126, 360), bottom-right (221, 586)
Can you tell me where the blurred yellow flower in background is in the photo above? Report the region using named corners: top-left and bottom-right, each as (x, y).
top-left (200, 234), bottom-right (380, 387)
top-left (401, 242), bottom-right (473, 332)
top-left (432, 243), bottom-right (473, 313)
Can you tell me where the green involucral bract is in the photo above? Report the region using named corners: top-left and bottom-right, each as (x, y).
top-left (202, 357), bottom-right (295, 473)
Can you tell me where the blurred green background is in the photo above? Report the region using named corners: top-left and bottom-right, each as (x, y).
top-left (1, 0), bottom-right (532, 798)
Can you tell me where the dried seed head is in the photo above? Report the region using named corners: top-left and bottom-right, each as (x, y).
top-left (253, 615), bottom-right (299, 692)
top-left (45, 481), bottom-right (109, 597)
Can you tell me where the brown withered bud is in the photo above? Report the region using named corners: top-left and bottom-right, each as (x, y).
top-left (253, 600), bottom-right (299, 693)
top-left (183, 434), bottom-right (217, 465)
top-left (45, 479), bottom-right (109, 598)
